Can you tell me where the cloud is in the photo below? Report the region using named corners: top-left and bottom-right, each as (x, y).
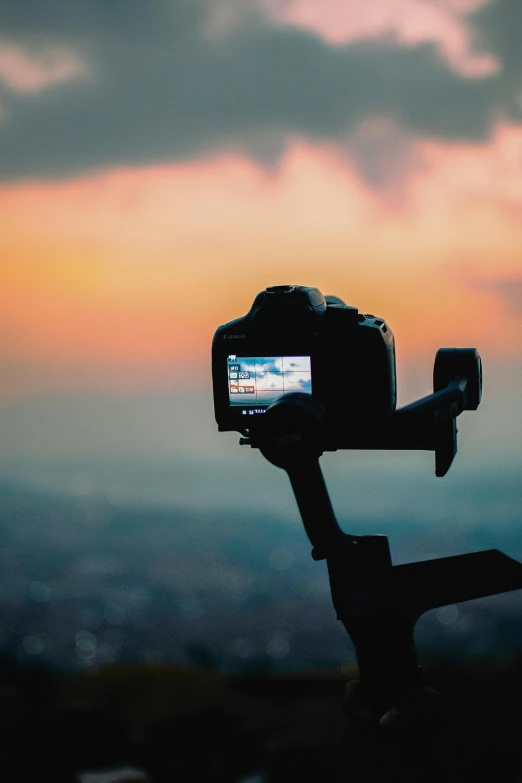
top-left (262, 0), bottom-right (499, 77)
top-left (0, 0), bottom-right (520, 182)
top-left (0, 41), bottom-right (87, 93)
top-left (473, 0), bottom-right (522, 70)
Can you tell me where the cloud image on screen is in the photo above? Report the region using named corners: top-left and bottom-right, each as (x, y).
top-left (228, 356), bottom-right (311, 406)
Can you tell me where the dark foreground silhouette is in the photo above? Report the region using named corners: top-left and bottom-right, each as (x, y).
top-left (1, 652), bottom-right (522, 782)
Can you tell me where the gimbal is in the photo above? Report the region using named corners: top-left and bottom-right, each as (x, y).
top-left (241, 349), bottom-right (522, 718)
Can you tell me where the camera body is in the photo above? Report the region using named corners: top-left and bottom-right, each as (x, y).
top-left (212, 285), bottom-right (396, 433)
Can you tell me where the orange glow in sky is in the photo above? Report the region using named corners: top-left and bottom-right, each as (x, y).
top-left (1, 123), bottom-right (521, 399)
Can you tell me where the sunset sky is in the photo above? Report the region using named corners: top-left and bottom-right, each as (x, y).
top-left (1, 0), bottom-right (521, 526)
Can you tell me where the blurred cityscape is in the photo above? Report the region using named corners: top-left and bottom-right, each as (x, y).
top-left (1, 480), bottom-right (522, 674)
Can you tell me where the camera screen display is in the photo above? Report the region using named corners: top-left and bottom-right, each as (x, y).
top-left (228, 355), bottom-right (312, 410)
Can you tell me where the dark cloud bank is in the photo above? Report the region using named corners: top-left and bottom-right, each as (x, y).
top-left (0, 0), bottom-right (521, 181)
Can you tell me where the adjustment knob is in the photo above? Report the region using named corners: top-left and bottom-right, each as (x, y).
top-left (434, 348), bottom-right (482, 410)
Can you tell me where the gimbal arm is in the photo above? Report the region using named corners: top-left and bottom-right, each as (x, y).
top-left (245, 377), bottom-right (472, 477)
top-left (322, 378), bottom-right (470, 476)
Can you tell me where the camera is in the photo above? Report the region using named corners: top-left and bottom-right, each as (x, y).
top-left (212, 284), bottom-right (396, 433)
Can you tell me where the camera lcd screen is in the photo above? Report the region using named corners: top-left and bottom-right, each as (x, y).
top-left (227, 356), bottom-right (312, 411)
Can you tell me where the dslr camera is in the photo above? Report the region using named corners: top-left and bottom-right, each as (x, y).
top-left (212, 284), bottom-right (396, 434)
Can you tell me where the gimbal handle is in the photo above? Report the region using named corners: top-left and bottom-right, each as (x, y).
top-left (249, 393), bottom-right (522, 720)
top-left (276, 457), bottom-right (422, 717)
